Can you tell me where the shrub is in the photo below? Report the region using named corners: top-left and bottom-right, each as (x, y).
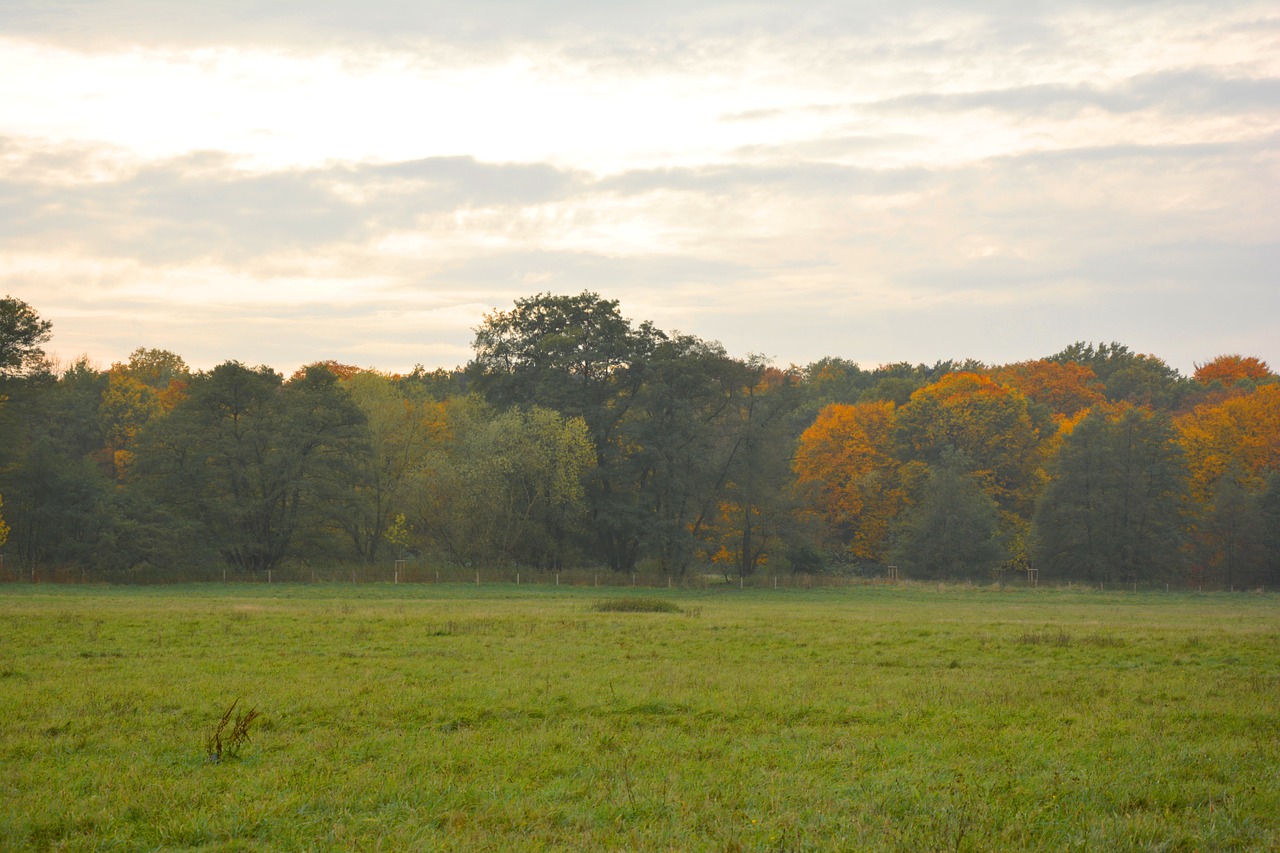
top-left (592, 597), bottom-right (681, 614)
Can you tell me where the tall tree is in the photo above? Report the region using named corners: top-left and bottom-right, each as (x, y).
top-left (889, 449), bottom-right (1005, 579)
top-left (1033, 406), bottom-right (1188, 583)
top-left (706, 363), bottom-right (804, 577)
top-left (623, 334), bottom-right (743, 575)
top-left (468, 292), bottom-right (663, 570)
top-left (325, 370), bottom-right (448, 562)
top-left (894, 372), bottom-right (1041, 514)
top-left (0, 296), bottom-right (52, 377)
top-left (794, 400), bottom-right (902, 563)
top-left (133, 362), bottom-right (368, 571)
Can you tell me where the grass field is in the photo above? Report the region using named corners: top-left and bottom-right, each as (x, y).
top-left (1, 583), bottom-right (1277, 851)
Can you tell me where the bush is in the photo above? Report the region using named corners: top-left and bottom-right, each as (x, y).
top-left (592, 597), bottom-right (681, 613)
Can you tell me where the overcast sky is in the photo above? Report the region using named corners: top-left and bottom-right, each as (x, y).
top-left (3, 0), bottom-right (1277, 376)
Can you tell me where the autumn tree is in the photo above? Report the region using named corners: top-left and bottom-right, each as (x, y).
top-left (794, 400), bottom-right (902, 563)
top-left (1176, 384), bottom-right (1280, 504)
top-left (894, 372), bottom-right (1041, 513)
top-left (992, 359), bottom-right (1105, 420)
top-left (1193, 355), bottom-right (1273, 388)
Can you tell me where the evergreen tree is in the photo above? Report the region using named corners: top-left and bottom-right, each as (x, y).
top-left (890, 449), bottom-right (1005, 579)
top-left (1033, 407), bottom-right (1188, 582)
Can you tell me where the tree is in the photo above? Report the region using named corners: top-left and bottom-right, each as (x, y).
top-left (1033, 406), bottom-right (1188, 583)
top-left (1199, 466), bottom-right (1268, 589)
top-left (0, 494), bottom-right (9, 549)
top-left (468, 292), bottom-right (663, 570)
top-left (0, 296), bottom-right (52, 377)
top-left (410, 398), bottom-right (594, 568)
top-left (1193, 355), bottom-right (1273, 388)
top-left (889, 449), bottom-right (1005, 579)
top-left (1176, 384), bottom-right (1280, 504)
top-left (621, 334), bottom-right (744, 575)
top-left (992, 360), bottom-right (1105, 420)
top-left (1049, 341), bottom-right (1189, 410)
top-left (894, 372), bottom-right (1041, 514)
top-left (0, 358), bottom-right (114, 568)
top-left (794, 401), bottom-right (902, 563)
top-left (324, 370), bottom-right (448, 562)
top-left (133, 362), bottom-right (368, 571)
top-left (702, 363), bottom-right (805, 578)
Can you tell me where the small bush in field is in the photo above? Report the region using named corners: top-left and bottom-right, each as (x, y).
top-left (592, 597), bottom-right (681, 613)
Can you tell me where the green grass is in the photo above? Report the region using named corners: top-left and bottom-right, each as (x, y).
top-left (1, 583), bottom-right (1277, 850)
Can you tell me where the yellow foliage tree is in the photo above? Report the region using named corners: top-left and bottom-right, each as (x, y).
top-left (1176, 383), bottom-right (1280, 503)
top-left (794, 401), bottom-right (902, 561)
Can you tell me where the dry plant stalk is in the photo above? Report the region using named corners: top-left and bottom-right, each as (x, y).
top-left (206, 698), bottom-right (261, 762)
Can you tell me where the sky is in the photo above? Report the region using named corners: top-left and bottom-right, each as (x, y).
top-left (2, 0), bottom-right (1277, 376)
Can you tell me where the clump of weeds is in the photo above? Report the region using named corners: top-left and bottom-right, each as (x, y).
top-left (592, 597), bottom-right (681, 614)
top-left (205, 699), bottom-right (261, 763)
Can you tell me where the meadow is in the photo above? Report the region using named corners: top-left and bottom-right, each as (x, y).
top-left (1, 582), bottom-right (1277, 851)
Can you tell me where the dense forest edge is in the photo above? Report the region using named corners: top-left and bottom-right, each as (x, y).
top-left (1, 292), bottom-right (1277, 588)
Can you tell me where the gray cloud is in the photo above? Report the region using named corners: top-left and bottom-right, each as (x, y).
top-left (874, 70), bottom-right (1280, 118)
top-left (0, 144), bottom-right (586, 262)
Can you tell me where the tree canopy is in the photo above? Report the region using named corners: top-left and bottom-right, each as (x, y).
top-left (1, 298), bottom-right (1275, 588)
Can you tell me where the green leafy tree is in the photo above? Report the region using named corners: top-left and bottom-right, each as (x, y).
top-left (0, 358), bottom-right (114, 568)
top-left (0, 296), bottom-right (52, 377)
top-left (1049, 342), bottom-right (1190, 410)
top-left (1197, 465), bottom-right (1269, 589)
top-left (133, 362), bottom-right (368, 571)
top-left (468, 292), bottom-right (663, 570)
top-left (620, 334), bottom-right (744, 575)
top-left (412, 398), bottom-right (594, 568)
top-left (1033, 407), bottom-right (1189, 583)
top-left (889, 449), bottom-right (1005, 579)
top-left (324, 370), bottom-right (447, 562)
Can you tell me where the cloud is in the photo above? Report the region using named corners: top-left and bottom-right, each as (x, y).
top-left (0, 142), bottom-right (587, 262)
top-left (873, 70), bottom-right (1280, 118)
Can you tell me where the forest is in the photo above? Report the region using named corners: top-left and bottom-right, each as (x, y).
top-left (1, 292), bottom-right (1277, 587)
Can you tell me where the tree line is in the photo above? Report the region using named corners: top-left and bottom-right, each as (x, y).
top-left (1, 292), bottom-right (1277, 587)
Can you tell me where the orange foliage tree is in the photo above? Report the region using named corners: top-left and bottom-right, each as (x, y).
top-left (793, 401), bottom-right (902, 562)
top-left (1176, 384), bottom-right (1280, 503)
top-left (893, 372), bottom-right (1041, 512)
top-left (992, 360), bottom-right (1105, 420)
top-left (1193, 354), bottom-right (1273, 387)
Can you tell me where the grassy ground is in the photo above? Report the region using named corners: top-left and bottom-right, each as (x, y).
top-left (1, 582), bottom-right (1277, 851)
